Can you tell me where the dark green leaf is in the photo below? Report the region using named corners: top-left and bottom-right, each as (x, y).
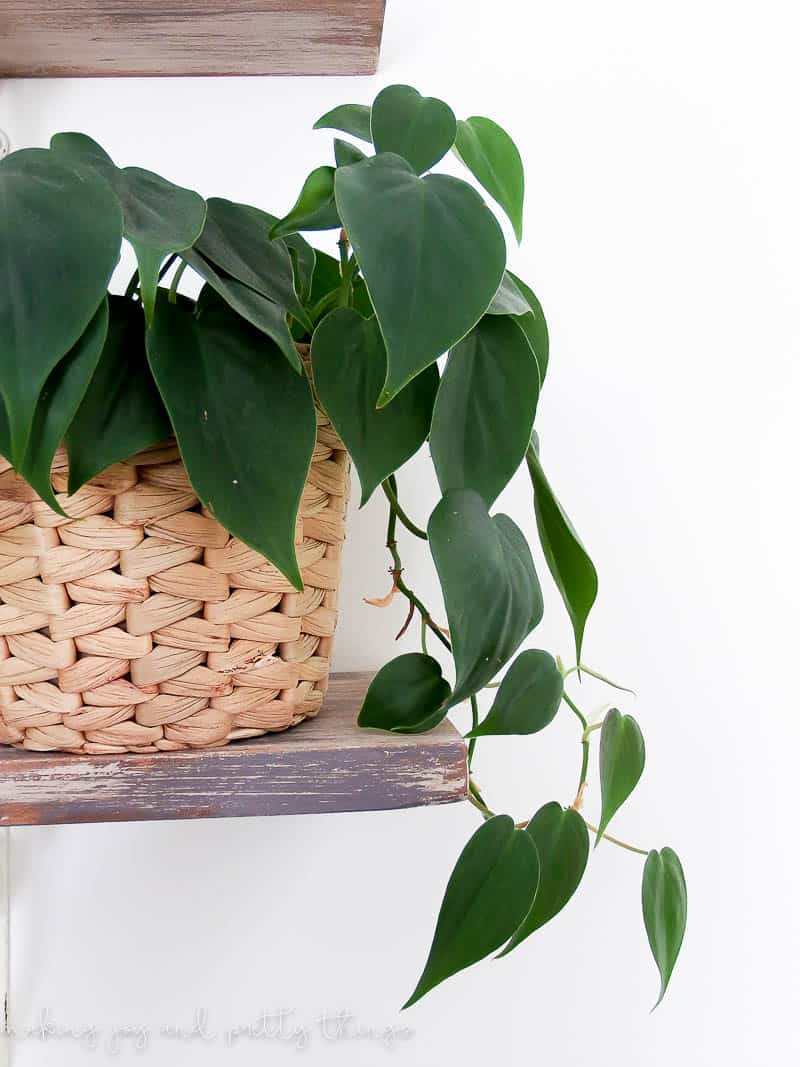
top-left (335, 154), bottom-right (506, 405)
top-left (642, 847), bottom-right (687, 1008)
top-left (454, 116), bottom-right (525, 242)
top-left (307, 250), bottom-right (373, 321)
top-left (285, 233), bottom-right (316, 304)
top-left (527, 444), bottom-right (598, 663)
top-left (49, 131), bottom-right (117, 183)
top-left (429, 489), bottom-right (543, 708)
top-left (146, 292), bottom-right (316, 588)
top-left (467, 650), bottom-right (563, 738)
top-left (314, 103), bottom-right (373, 142)
top-left (500, 803), bottom-right (589, 954)
top-left (66, 295), bottom-right (171, 493)
top-left (358, 653), bottom-right (451, 733)
top-left (487, 272), bottom-right (532, 317)
top-left (596, 708), bottom-right (645, 843)
top-left (0, 148), bottom-right (122, 463)
top-left (507, 271), bottom-right (549, 382)
top-left (270, 167), bottom-right (340, 239)
top-left (404, 815), bottom-right (539, 1007)
top-left (312, 308), bottom-right (438, 505)
top-left (371, 84), bottom-right (456, 175)
top-left (431, 316), bottom-right (539, 507)
top-left (334, 138), bottom-right (367, 167)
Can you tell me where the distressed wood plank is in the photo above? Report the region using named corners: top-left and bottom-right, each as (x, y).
top-left (0, 1), bottom-right (386, 77)
top-left (0, 673), bottom-right (468, 827)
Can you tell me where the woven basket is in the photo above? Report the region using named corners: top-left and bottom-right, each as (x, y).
top-left (0, 360), bottom-right (349, 755)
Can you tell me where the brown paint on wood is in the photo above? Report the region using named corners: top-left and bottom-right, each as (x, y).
top-left (0, 1), bottom-right (386, 78)
top-left (0, 672), bottom-right (468, 827)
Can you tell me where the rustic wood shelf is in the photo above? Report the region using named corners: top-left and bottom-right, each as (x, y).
top-left (0, 1), bottom-right (386, 78)
top-left (0, 672), bottom-right (467, 828)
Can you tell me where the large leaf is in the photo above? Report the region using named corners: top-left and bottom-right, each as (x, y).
top-left (270, 167), bottom-right (340, 238)
top-left (146, 292), bottom-right (316, 588)
top-left (0, 147), bottom-right (122, 463)
top-left (596, 708), bottom-right (645, 843)
top-left (527, 444), bottom-right (598, 663)
top-left (313, 103), bottom-right (373, 142)
top-left (312, 308), bottom-right (438, 505)
top-left (508, 271), bottom-right (549, 382)
top-left (358, 654), bottom-right (451, 733)
top-left (454, 117), bottom-right (525, 242)
top-left (19, 299), bottom-right (109, 513)
top-left (66, 295), bottom-right (171, 493)
top-left (428, 489), bottom-right (543, 708)
top-left (642, 847), bottom-right (687, 1008)
top-left (430, 316), bottom-right (539, 508)
top-left (371, 84), bottom-right (456, 175)
top-left (466, 650), bottom-right (563, 738)
top-left (500, 803), bottom-right (589, 954)
top-left (404, 816), bottom-right (539, 1007)
top-left (335, 154), bottom-right (506, 406)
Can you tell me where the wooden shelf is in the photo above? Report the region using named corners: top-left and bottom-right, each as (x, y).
top-left (0, 672), bottom-right (467, 828)
top-left (0, 1), bottom-right (386, 78)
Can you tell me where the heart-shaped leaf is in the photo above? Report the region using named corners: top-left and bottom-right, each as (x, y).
top-left (314, 103), bottom-right (373, 142)
top-left (270, 166), bottom-right (340, 239)
top-left (404, 815), bottom-right (539, 1007)
top-left (466, 650), bottom-right (563, 738)
top-left (487, 272), bottom-right (532, 317)
top-left (527, 443), bottom-right (598, 663)
top-left (0, 148), bottom-right (122, 463)
top-left (358, 654), bottom-right (451, 733)
top-left (597, 708), bottom-right (646, 843)
top-left (430, 316), bottom-right (539, 508)
top-left (146, 291), bottom-right (316, 588)
top-left (642, 847), bottom-right (687, 1008)
top-left (334, 138), bottom-right (367, 167)
top-left (429, 489), bottom-right (543, 708)
top-left (66, 295), bottom-right (172, 493)
top-left (500, 803), bottom-right (589, 954)
top-left (371, 84), bottom-right (456, 175)
top-left (312, 307), bottom-right (438, 505)
top-left (507, 271), bottom-right (549, 382)
top-left (335, 154), bottom-right (506, 406)
top-left (454, 116), bottom-right (525, 242)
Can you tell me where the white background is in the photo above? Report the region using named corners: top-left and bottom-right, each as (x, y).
top-left (3, 0), bottom-right (799, 1062)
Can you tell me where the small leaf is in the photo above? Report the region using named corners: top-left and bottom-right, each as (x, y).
top-left (371, 84), bottom-right (456, 175)
top-left (486, 272), bottom-right (532, 317)
top-left (507, 271), bottom-right (549, 382)
top-left (467, 650), bottom-right (563, 738)
top-left (404, 816), bottom-right (539, 1007)
top-left (527, 444), bottom-right (598, 663)
top-left (596, 708), bottom-right (645, 843)
top-left (454, 116), bottom-right (525, 242)
top-left (334, 139), bottom-right (367, 167)
top-left (500, 803), bottom-right (589, 954)
top-left (358, 654), bottom-right (451, 733)
top-left (312, 307), bottom-right (438, 505)
top-left (314, 103), bottom-right (373, 142)
top-left (270, 166), bottom-right (340, 239)
top-left (430, 316), bottom-right (539, 507)
top-left (642, 847), bottom-right (687, 1008)
top-left (429, 489), bottom-right (543, 708)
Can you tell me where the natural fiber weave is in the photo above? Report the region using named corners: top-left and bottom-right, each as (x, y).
top-left (0, 351), bottom-right (349, 754)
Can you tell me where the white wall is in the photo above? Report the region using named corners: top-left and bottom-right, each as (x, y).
top-left (3, 0), bottom-right (799, 1062)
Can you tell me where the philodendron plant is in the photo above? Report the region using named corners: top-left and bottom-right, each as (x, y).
top-left (0, 84), bottom-right (686, 1008)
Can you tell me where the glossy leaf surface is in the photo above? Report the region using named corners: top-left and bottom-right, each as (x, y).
top-left (313, 103), bottom-right (373, 142)
top-left (642, 847), bottom-right (688, 1008)
top-left (270, 166), bottom-right (340, 238)
top-left (508, 271), bottom-right (549, 382)
top-left (454, 116), bottom-right (525, 242)
top-left (358, 654), bottom-right (451, 733)
top-left (371, 84), bottom-right (456, 175)
top-left (467, 650), bottom-right (563, 737)
top-left (597, 708), bottom-right (645, 843)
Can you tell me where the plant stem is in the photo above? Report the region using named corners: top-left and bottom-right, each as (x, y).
top-left (168, 260), bottom-right (188, 304)
top-left (337, 228), bottom-right (354, 308)
top-left (381, 479), bottom-right (427, 540)
top-left (584, 822), bottom-right (649, 857)
top-left (467, 695), bottom-right (479, 767)
top-left (563, 692), bottom-right (590, 806)
top-left (468, 777), bottom-right (494, 820)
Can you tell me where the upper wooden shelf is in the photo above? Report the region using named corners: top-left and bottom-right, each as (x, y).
top-left (0, 672), bottom-right (467, 828)
top-left (0, 1), bottom-right (386, 78)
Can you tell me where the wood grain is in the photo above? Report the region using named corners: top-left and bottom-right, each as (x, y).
top-left (0, 1), bottom-right (386, 77)
top-left (0, 672), bottom-right (468, 827)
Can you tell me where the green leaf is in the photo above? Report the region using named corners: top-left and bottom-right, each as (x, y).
top-left (431, 316), bottom-right (539, 508)
top-left (312, 308), bottom-right (438, 505)
top-left (334, 138), bottom-right (367, 167)
top-left (307, 250), bottom-right (374, 322)
top-left (66, 295), bottom-right (171, 493)
top-left (19, 299), bottom-right (109, 513)
top-left (270, 166), bottom-right (340, 239)
top-left (314, 103), bottom-right (373, 142)
top-left (404, 816), bottom-right (539, 1007)
top-left (358, 654), bottom-right (451, 733)
top-left (285, 233), bottom-right (316, 304)
top-left (428, 489), bottom-right (543, 708)
top-left (507, 271), bottom-right (549, 382)
top-left (370, 84), bottom-right (456, 175)
top-left (466, 650), bottom-right (563, 738)
top-left (336, 154), bottom-right (505, 405)
top-left (500, 803), bottom-right (589, 954)
top-left (0, 148), bottom-right (122, 463)
top-left (642, 847), bottom-right (687, 1008)
top-left (49, 131), bottom-right (117, 182)
top-left (596, 708), bottom-right (645, 844)
top-left (454, 117), bottom-right (525, 243)
top-left (487, 272), bottom-right (532, 317)
top-left (527, 444), bottom-right (598, 662)
top-left (146, 292), bottom-right (316, 588)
